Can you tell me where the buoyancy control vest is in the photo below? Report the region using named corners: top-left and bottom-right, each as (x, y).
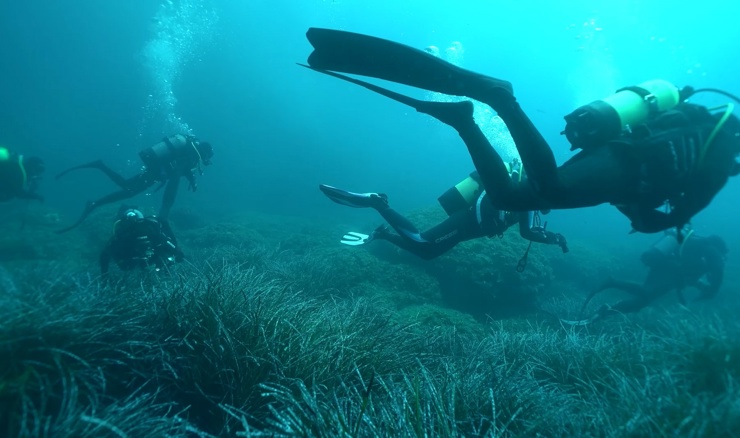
top-left (618, 103), bottom-right (726, 204)
top-left (139, 134), bottom-right (200, 176)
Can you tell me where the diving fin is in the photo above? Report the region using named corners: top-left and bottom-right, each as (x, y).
top-left (305, 27), bottom-right (514, 104)
top-left (340, 224), bottom-right (389, 246)
top-left (55, 200), bottom-right (96, 234)
top-left (561, 303), bottom-right (614, 326)
top-left (319, 184), bottom-right (388, 209)
top-left (301, 65), bottom-right (475, 126)
top-left (341, 231), bottom-right (371, 246)
top-left (301, 64), bottom-right (425, 110)
top-left (559, 315), bottom-right (599, 326)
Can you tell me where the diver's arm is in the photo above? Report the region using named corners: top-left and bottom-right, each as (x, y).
top-left (631, 168), bottom-right (727, 233)
top-left (517, 211), bottom-right (568, 252)
top-left (184, 169), bottom-right (197, 192)
top-left (150, 218), bottom-right (184, 262)
top-left (695, 247), bottom-right (725, 300)
top-left (15, 188), bottom-right (43, 201)
top-left (99, 246), bottom-right (112, 276)
top-left (158, 177), bottom-right (181, 221)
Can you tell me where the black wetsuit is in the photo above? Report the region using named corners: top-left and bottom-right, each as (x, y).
top-left (599, 232), bottom-right (726, 315)
top-left (373, 191), bottom-right (565, 260)
top-left (301, 29), bottom-right (740, 235)
top-left (100, 216), bottom-right (184, 276)
top-left (57, 134), bottom-right (210, 233)
top-left (458, 97), bottom-right (740, 234)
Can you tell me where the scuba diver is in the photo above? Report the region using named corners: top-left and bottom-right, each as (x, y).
top-left (99, 205), bottom-right (185, 277)
top-left (563, 229), bottom-right (727, 325)
top-left (320, 160), bottom-right (569, 261)
top-left (300, 28), bottom-right (740, 239)
top-left (0, 146), bottom-right (45, 202)
top-left (55, 134), bottom-right (213, 233)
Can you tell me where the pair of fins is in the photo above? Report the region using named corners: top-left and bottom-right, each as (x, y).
top-left (304, 28), bottom-right (513, 245)
top-left (301, 27), bottom-right (514, 110)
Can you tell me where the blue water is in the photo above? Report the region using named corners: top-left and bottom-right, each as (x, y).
top-left (1, 0), bottom-right (739, 253)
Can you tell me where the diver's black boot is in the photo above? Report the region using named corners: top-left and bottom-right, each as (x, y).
top-left (463, 75), bottom-right (515, 109)
top-left (55, 160), bottom-right (105, 180)
top-left (413, 100), bottom-right (475, 128)
top-left (598, 276), bottom-right (617, 291)
top-left (367, 224), bottom-right (391, 243)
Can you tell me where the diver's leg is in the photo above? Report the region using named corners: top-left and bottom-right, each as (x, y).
top-left (603, 270), bottom-right (674, 315)
top-left (375, 210), bottom-right (478, 260)
top-left (374, 205), bottom-right (423, 242)
top-left (313, 70), bottom-right (550, 210)
top-left (407, 100), bottom-right (550, 211)
top-left (55, 174), bottom-right (153, 234)
top-left (374, 231), bottom-right (435, 258)
top-left (607, 295), bottom-right (652, 314)
top-left (94, 162), bottom-right (130, 188)
top-left (158, 177), bottom-right (180, 220)
top-left (56, 160), bottom-right (130, 188)
top-left (416, 210), bottom-right (482, 258)
top-left (604, 279), bottom-right (647, 296)
top-left (485, 98), bottom-right (567, 204)
top-left (580, 276), bottom-right (640, 317)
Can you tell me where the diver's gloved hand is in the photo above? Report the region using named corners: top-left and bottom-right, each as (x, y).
top-left (555, 233), bottom-right (569, 253)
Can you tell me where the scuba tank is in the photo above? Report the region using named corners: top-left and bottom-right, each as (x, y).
top-left (562, 79), bottom-right (682, 150)
top-left (640, 230), bottom-right (681, 269)
top-left (139, 134), bottom-right (197, 170)
top-left (437, 171), bottom-right (483, 216)
top-left (437, 160), bottom-right (523, 216)
top-left (650, 231), bottom-right (681, 257)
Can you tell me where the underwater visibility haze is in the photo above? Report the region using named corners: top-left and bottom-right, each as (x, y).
top-left (1, 0), bottom-right (740, 436)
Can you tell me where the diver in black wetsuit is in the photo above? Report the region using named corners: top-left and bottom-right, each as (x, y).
top-left (99, 206), bottom-right (185, 277)
top-left (320, 162), bottom-right (568, 260)
top-left (56, 134), bottom-right (213, 233)
top-left (569, 229), bottom-right (727, 324)
top-left (0, 146), bottom-right (44, 202)
top-left (302, 28), bottom-right (740, 237)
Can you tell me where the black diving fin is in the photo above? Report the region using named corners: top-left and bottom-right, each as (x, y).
top-left (299, 64), bottom-right (430, 109)
top-left (304, 27), bottom-right (513, 103)
top-left (559, 314), bottom-right (600, 326)
top-left (299, 64), bottom-right (475, 125)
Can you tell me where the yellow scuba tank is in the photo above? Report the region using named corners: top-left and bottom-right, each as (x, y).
top-left (438, 162), bottom-right (523, 216)
top-left (563, 79), bottom-right (682, 150)
top-left (437, 171), bottom-right (483, 216)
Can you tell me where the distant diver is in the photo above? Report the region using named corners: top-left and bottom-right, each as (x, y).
top-left (320, 159), bottom-right (568, 261)
top-left (300, 27), bottom-right (740, 239)
top-left (0, 146), bottom-right (45, 202)
top-left (562, 228), bottom-right (727, 325)
top-left (99, 205), bottom-right (185, 277)
top-left (55, 134), bottom-right (213, 233)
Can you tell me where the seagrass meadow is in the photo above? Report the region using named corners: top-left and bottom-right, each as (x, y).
top-left (1, 204), bottom-right (739, 437)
